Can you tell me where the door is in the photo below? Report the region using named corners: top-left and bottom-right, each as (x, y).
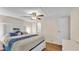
top-left (57, 17), bottom-right (69, 45)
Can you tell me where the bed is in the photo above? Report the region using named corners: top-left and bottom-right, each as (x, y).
top-left (4, 34), bottom-right (45, 51)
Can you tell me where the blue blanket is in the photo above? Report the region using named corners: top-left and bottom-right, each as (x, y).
top-left (4, 34), bottom-right (38, 51)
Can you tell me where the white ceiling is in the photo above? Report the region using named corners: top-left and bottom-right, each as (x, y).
top-left (41, 7), bottom-right (73, 17)
top-left (2, 7), bottom-right (43, 16)
top-left (0, 7), bottom-right (74, 20)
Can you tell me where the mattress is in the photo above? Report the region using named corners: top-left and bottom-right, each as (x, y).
top-left (11, 36), bottom-right (45, 51)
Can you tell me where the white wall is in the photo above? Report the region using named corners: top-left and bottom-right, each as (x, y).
top-left (0, 15), bottom-right (32, 35)
top-left (70, 8), bottom-right (79, 42)
top-left (41, 16), bottom-right (69, 45)
top-left (0, 24), bottom-right (4, 39)
top-left (41, 17), bottom-right (58, 44)
top-left (0, 15), bottom-right (42, 36)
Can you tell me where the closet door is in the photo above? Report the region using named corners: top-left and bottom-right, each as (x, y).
top-left (57, 17), bottom-right (69, 45)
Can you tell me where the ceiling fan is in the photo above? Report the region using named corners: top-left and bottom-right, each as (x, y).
top-left (22, 10), bottom-right (44, 20)
top-left (31, 12), bottom-right (44, 20)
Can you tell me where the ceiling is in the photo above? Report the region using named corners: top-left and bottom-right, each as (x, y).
top-left (41, 7), bottom-right (73, 17)
top-left (0, 7), bottom-right (74, 21)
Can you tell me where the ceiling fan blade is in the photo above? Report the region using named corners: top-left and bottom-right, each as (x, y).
top-left (37, 14), bottom-right (44, 17)
top-left (37, 17), bottom-right (42, 20)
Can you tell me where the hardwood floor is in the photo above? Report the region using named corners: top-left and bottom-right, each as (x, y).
top-left (43, 42), bottom-right (62, 51)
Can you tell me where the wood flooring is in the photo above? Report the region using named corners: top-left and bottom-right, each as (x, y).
top-left (43, 42), bottom-right (62, 51)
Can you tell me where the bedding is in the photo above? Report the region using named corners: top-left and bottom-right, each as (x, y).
top-left (4, 34), bottom-right (45, 51)
top-left (11, 36), bottom-right (44, 51)
top-left (4, 34), bottom-right (37, 51)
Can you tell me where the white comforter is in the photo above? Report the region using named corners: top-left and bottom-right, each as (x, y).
top-left (11, 35), bottom-right (45, 51)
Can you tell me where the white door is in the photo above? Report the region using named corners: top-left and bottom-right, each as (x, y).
top-left (57, 17), bottom-right (69, 45)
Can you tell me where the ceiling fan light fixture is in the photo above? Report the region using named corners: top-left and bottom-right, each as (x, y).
top-left (31, 16), bottom-right (37, 20)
